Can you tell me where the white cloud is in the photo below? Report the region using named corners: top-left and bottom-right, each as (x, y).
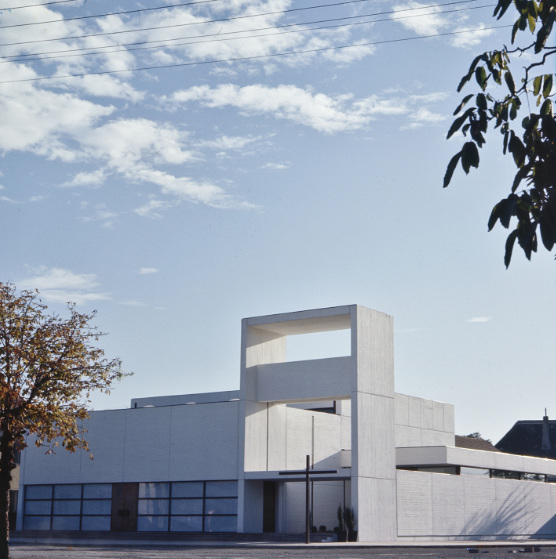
top-left (170, 84), bottom-right (372, 133)
top-left (19, 267), bottom-right (111, 305)
top-left (402, 107), bottom-right (446, 129)
top-left (138, 267), bottom-right (158, 275)
top-left (168, 84), bottom-right (448, 134)
top-left (119, 300), bottom-right (148, 307)
top-left (451, 25), bottom-right (495, 48)
top-left (134, 199), bottom-right (175, 218)
top-left (197, 135), bottom-right (261, 151)
top-left (262, 162), bottom-right (289, 170)
top-left (467, 317), bottom-right (492, 323)
top-left (392, 2), bottom-right (449, 35)
top-left (0, 65), bottom-right (114, 160)
top-left (63, 169), bottom-right (108, 188)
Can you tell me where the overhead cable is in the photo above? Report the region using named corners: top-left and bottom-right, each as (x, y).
top-left (0, 24), bottom-right (511, 84)
top-left (0, 0), bottom-right (491, 48)
top-left (0, 3), bottom-right (494, 64)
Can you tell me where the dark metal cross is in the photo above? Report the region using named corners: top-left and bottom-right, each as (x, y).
top-left (279, 455), bottom-right (338, 544)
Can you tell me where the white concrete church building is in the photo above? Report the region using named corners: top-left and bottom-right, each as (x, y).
top-left (17, 305), bottom-right (556, 541)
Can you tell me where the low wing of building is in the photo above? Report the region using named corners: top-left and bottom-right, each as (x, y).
top-left (17, 305), bottom-right (556, 542)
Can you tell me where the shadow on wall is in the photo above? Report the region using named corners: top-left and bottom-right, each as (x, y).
top-left (463, 479), bottom-right (556, 538)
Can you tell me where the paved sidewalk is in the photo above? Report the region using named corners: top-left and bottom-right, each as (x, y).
top-left (7, 537), bottom-right (556, 559)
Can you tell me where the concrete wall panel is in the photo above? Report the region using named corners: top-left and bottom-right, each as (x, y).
top-left (462, 476), bottom-right (497, 536)
top-left (256, 357), bottom-right (352, 403)
top-left (122, 406), bottom-right (171, 481)
top-left (79, 410), bottom-right (126, 482)
top-left (354, 392), bottom-right (394, 479)
top-left (395, 425), bottom-right (421, 447)
top-left (267, 404), bottom-right (287, 471)
top-left (354, 307), bottom-right (394, 397)
top-left (397, 470), bottom-right (556, 539)
top-left (432, 474), bottom-right (464, 535)
top-left (396, 470), bottom-right (433, 536)
top-left (169, 402), bottom-right (239, 480)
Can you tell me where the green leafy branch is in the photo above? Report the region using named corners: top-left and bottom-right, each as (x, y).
top-left (444, 0), bottom-right (556, 267)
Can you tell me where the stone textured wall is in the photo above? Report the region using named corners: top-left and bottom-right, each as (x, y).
top-left (397, 470), bottom-right (556, 539)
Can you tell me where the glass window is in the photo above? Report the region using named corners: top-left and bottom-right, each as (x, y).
top-left (139, 482), bottom-right (169, 499)
top-left (81, 516), bottom-right (111, 531)
top-left (83, 484), bottom-right (112, 499)
top-left (82, 500), bottom-right (111, 515)
top-left (205, 498), bottom-right (237, 515)
top-left (170, 515), bottom-right (203, 532)
top-left (24, 516), bottom-right (51, 530)
top-left (171, 482), bottom-right (203, 498)
top-left (171, 499), bottom-right (203, 515)
top-left (53, 500), bottom-right (81, 515)
top-left (52, 516), bottom-right (80, 530)
top-left (137, 515), bottom-right (169, 531)
top-left (25, 501), bottom-right (52, 515)
top-left (138, 499), bottom-right (169, 515)
top-left (205, 481), bottom-right (237, 498)
top-left (25, 485), bottom-right (52, 500)
top-left (54, 485), bottom-right (81, 499)
top-left (204, 515), bottom-right (237, 532)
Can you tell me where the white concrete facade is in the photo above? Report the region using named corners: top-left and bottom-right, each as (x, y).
top-left (16, 305), bottom-right (556, 541)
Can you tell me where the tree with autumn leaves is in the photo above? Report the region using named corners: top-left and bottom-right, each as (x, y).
top-left (0, 283), bottom-right (126, 559)
top-left (444, 0), bottom-right (556, 267)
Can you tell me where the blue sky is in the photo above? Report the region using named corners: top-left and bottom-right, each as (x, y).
top-left (1, 0), bottom-right (554, 444)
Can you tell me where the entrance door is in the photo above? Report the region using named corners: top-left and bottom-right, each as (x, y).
top-left (110, 483), bottom-right (138, 532)
top-left (262, 481), bottom-right (276, 533)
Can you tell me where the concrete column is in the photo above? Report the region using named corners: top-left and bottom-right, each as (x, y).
top-left (237, 321), bottom-right (286, 533)
top-left (350, 306), bottom-right (396, 541)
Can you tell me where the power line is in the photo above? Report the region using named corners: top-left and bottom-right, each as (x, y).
top-left (0, 0), bottom-right (76, 11)
top-left (0, 0), bottom-right (489, 48)
top-left (0, 0), bottom-right (481, 29)
top-left (1, 3), bottom-right (494, 64)
top-left (0, 0), bottom-right (222, 28)
top-left (0, 24), bottom-right (511, 84)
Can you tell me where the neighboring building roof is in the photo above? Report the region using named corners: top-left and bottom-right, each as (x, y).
top-left (455, 435), bottom-right (501, 453)
top-left (496, 416), bottom-right (556, 460)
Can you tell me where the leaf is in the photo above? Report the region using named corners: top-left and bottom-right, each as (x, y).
top-left (489, 195), bottom-right (518, 230)
top-left (540, 99), bottom-right (553, 117)
top-left (457, 54), bottom-right (485, 92)
top-left (535, 10), bottom-right (555, 53)
top-left (511, 18), bottom-right (520, 42)
top-left (539, 219), bottom-right (556, 251)
top-left (443, 152), bottom-right (462, 188)
top-left (488, 203), bottom-right (501, 231)
top-left (527, 13), bottom-right (536, 32)
top-left (508, 134), bottom-right (526, 167)
top-left (461, 141), bottom-right (480, 174)
top-left (504, 230), bottom-right (518, 267)
top-left (542, 74), bottom-right (553, 99)
top-left (503, 130), bottom-right (510, 154)
top-left (476, 93), bottom-right (488, 110)
top-left (453, 94), bottom-right (474, 116)
top-left (511, 166), bottom-right (529, 192)
top-left (447, 107), bottom-right (476, 139)
top-left (504, 71), bottom-right (516, 94)
top-left (532, 75), bottom-right (542, 96)
top-left (510, 99), bottom-right (518, 120)
top-left (475, 66), bottom-right (488, 91)
top-left (493, 0), bottom-right (512, 19)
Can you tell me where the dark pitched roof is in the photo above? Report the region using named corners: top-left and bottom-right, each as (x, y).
top-left (455, 435), bottom-right (501, 452)
top-left (496, 418), bottom-right (556, 460)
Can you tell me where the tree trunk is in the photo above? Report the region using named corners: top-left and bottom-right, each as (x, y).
top-left (0, 430), bottom-right (15, 559)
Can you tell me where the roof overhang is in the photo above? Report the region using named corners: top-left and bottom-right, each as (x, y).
top-left (397, 446), bottom-right (556, 476)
